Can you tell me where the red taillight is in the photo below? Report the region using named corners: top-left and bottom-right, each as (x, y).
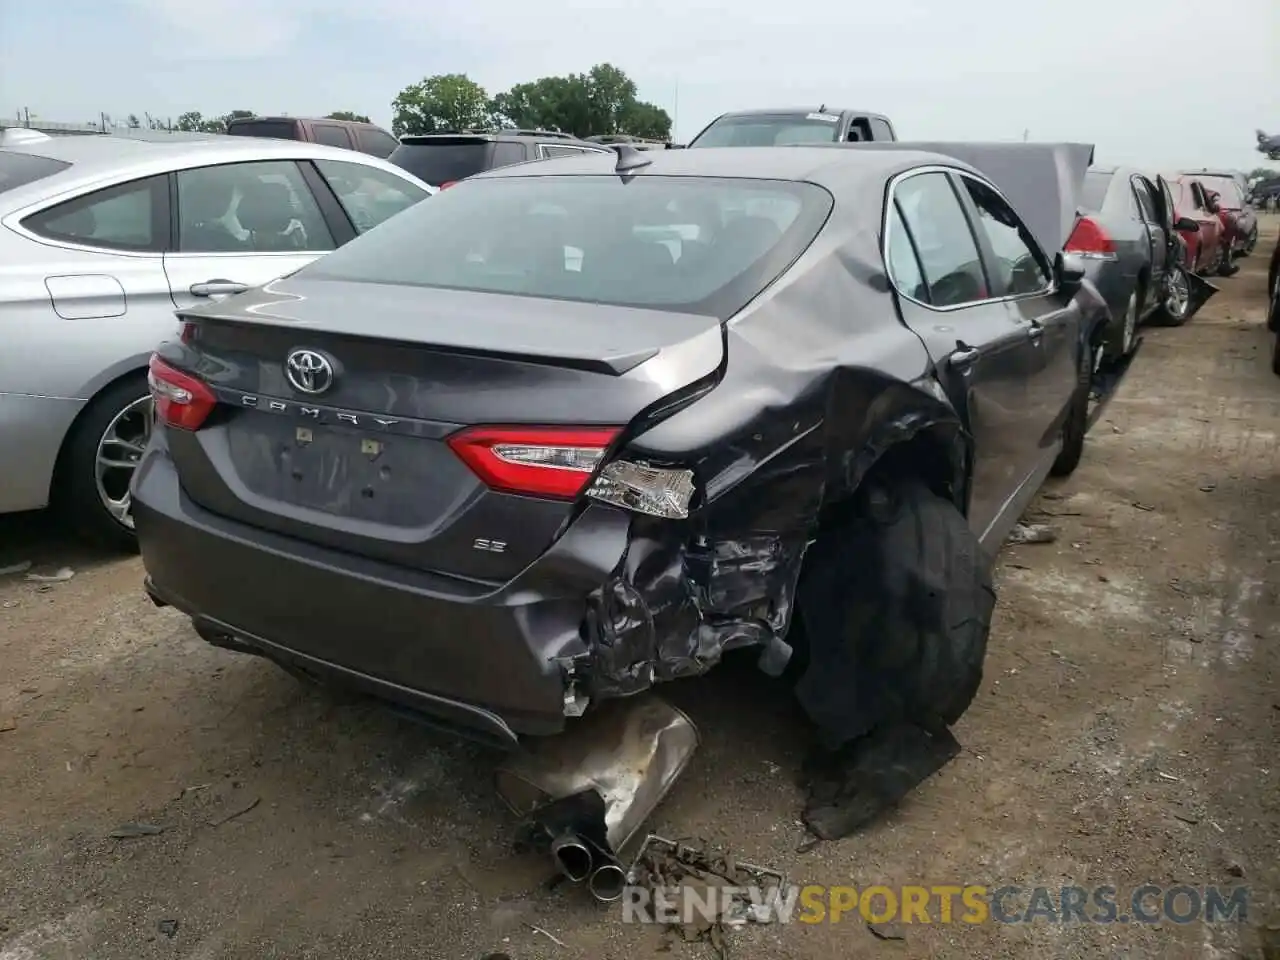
top-left (148, 354), bottom-right (216, 431)
top-left (1064, 216), bottom-right (1116, 258)
top-left (438, 180), bottom-right (458, 190)
top-left (446, 425), bottom-right (622, 500)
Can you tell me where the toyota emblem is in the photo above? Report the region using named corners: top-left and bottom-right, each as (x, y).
top-left (285, 349), bottom-right (335, 395)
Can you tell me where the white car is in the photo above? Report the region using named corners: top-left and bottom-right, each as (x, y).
top-left (0, 132), bottom-right (434, 549)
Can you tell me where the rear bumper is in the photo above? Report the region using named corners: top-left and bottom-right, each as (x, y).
top-left (132, 448), bottom-right (634, 746)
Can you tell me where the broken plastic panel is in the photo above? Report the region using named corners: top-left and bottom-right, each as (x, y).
top-left (587, 461), bottom-right (697, 519)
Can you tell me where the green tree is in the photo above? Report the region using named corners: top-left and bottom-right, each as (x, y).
top-left (489, 64), bottom-right (672, 140)
top-left (619, 100), bottom-right (672, 140)
top-left (175, 111), bottom-right (207, 132)
top-left (126, 113), bottom-right (141, 129)
top-left (490, 75), bottom-right (590, 134)
top-left (327, 110), bottom-right (372, 123)
top-left (391, 74), bottom-right (490, 135)
top-left (1248, 167), bottom-right (1279, 181)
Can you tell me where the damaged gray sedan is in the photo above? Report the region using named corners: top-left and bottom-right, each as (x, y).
top-left (134, 141), bottom-right (1112, 838)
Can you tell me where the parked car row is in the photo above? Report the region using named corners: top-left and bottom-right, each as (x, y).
top-left (0, 114), bottom-right (1268, 791)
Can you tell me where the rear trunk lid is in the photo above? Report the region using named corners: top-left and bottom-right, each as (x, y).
top-left (161, 278), bottom-right (722, 582)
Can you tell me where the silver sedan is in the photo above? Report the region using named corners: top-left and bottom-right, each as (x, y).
top-left (0, 131), bottom-right (434, 549)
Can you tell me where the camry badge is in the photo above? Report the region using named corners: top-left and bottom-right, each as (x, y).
top-left (285, 349), bottom-right (335, 395)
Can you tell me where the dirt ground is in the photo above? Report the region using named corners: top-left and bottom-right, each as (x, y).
top-left (2, 219), bottom-right (1278, 960)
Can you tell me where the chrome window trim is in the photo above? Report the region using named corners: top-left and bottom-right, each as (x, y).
top-left (882, 163), bottom-right (1057, 314)
top-left (2, 150), bottom-right (422, 259)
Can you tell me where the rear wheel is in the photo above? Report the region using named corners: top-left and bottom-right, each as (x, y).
top-left (791, 476), bottom-right (995, 749)
top-left (1271, 332), bottom-right (1280, 378)
top-left (1051, 344), bottom-right (1091, 477)
top-left (1243, 224), bottom-right (1258, 257)
top-left (1151, 264), bottom-right (1192, 327)
top-left (57, 375), bottom-right (152, 552)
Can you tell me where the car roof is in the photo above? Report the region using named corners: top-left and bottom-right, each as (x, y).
top-left (472, 144), bottom-right (950, 186)
top-left (0, 134), bottom-right (430, 210)
top-left (231, 115), bottom-right (386, 128)
top-left (713, 106), bottom-right (890, 120)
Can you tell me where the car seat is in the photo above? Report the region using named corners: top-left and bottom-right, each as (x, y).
top-left (180, 177), bottom-right (244, 252)
top-left (238, 180), bottom-right (303, 252)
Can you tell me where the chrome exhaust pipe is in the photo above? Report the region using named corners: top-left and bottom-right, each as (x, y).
top-left (588, 862), bottom-right (628, 902)
top-left (549, 832), bottom-right (593, 883)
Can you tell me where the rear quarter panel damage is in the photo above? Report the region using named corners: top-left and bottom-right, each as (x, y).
top-left (581, 247), bottom-right (969, 700)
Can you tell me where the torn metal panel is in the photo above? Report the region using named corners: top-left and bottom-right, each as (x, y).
top-left (496, 695), bottom-right (699, 899)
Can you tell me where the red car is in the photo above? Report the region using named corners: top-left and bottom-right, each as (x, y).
top-left (1167, 176), bottom-right (1228, 275)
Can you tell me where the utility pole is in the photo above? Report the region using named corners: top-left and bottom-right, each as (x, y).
top-left (673, 80), bottom-right (680, 142)
top-left (1022, 128), bottom-right (1029, 142)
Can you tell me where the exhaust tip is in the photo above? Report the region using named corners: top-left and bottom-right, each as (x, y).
top-left (550, 834), bottom-right (593, 883)
top-left (588, 863), bottom-right (628, 902)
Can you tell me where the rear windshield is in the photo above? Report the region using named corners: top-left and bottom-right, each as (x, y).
top-left (1081, 170), bottom-right (1113, 211)
top-left (226, 120), bottom-right (298, 141)
top-left (0, 150), bottom-right (71, 193)
top-left (299, 175), bottom-right (834, 317)
top-left (690, 113), bottom-right (843, 148)
top-left (388, 140), bottom-right (492, 185)
top-left (1197, 176), bottom-right (1242, 207)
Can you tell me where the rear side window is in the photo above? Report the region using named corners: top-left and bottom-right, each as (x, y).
top-left (299, 175), bottom-right (834, 317)
top-left (892, 172), bottom-right (988, 307)
top-left (0, 150), bottom-right (71, 193)
top-left (312, 124), bottom-right (353, 149)
top-left (388, 139), bottom-right (492, 185)
top-left (23, 175), bottom-right (166, 251)
top-left (314, 159), bottom-right (429, 233)
top-left (1081, 171), bottom-right (1113, 211)
top-left (225, 120), bottom-right (298, 141)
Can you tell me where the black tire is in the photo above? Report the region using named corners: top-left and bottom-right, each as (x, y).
top-left (1050, 346), bottom-right (1090, 477)
top-left (1271, 332), bottom-right (1280, 378)
top-left (1243, 224), bottom-right (1257, 257)
top-left (791, 476), bottom-right (995, 749)
top-left (1217, 243), bottom-right (1238, 277)
top-left (1104, 288), bottom-right (1139, 363)
top-left (56, 374), bottom-right (150, 553)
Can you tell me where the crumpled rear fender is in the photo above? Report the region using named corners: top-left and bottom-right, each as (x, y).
top-left (579, 319), bottom-right (970, 700)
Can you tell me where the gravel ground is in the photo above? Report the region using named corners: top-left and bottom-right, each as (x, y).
top-left (2, 218), bottom-right (1278, 960)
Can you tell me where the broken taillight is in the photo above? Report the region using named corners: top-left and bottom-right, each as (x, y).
top-left (1064, 216), bottom-right (1117, 260)
top-left (148, 354), bottom-right (216, 431)
top-left (446, 426), bottom-right (621, 500)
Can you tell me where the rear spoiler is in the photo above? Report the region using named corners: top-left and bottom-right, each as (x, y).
top-left (823, 141), bottom-right (1096, 256)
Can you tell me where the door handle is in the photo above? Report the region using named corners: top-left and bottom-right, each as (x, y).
top-left (1027, 320), bottom-right (1044, 342)
top-left (949, 341), bottom-right (981, 370)
top-left (190, 279), bottom-right (250, 298)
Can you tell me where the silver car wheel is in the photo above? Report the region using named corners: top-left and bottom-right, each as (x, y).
top-left (1122, 292), bottom-right (1138, 354)
top-left (94, 396), bottom-right (153, 529)
top-left (1165, 267), bottom-right (1190, 320)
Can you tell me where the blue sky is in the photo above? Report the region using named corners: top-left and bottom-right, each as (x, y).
top-left (2, 0), bottom-right (1277, 170)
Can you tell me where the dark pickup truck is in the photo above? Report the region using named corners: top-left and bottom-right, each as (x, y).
top-left (687, 107), bottom-right (897, 148)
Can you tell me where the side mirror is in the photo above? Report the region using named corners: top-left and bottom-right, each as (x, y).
top-left (1057, 251), bottom-right (1086, 289)
top-left (1174, 216), bottom-right (1200, 232)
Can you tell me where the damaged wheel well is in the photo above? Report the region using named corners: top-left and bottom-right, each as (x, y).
top-left (816, 423), bottom-right (963, 535)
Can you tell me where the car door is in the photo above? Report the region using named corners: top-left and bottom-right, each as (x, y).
top-left (886, 169), bottom-right (1040, 542)
top-left (6, 174), bottom-right (176, 508)
top-left (1131, 175), bottom-right (1168, 300)
top-left (952, 171), bottom-right (1079, 478)
top-left (162, 159), bottom-right (339, 311)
